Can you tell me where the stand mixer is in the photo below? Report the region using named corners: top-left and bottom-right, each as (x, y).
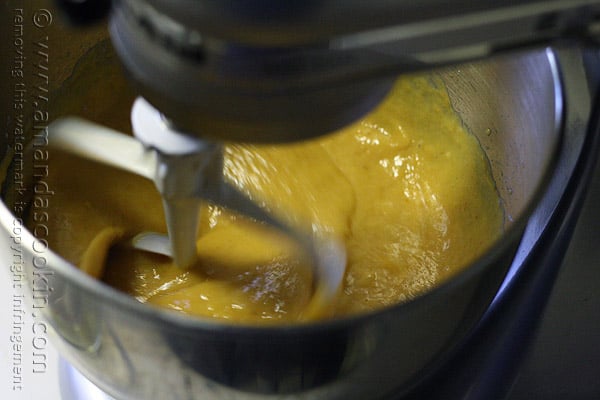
top-left (4, 1), bottom-right (600, 399)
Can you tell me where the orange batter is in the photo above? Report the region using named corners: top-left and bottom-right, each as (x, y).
top-left (28, 76), bottom-right (503, 323)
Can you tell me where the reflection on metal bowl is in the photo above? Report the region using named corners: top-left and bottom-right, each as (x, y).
top-left (0, 22), bottom-right (565, 400)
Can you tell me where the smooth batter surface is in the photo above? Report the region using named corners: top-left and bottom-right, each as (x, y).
top-left (29, 76), bottom-right (503, 323)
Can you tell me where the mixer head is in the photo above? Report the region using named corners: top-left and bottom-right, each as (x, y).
top-left (107, 1), bottom-right (395, 143)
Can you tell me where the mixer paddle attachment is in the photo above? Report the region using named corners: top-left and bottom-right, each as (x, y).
top-left (43, 97), bottom-right (346, 319)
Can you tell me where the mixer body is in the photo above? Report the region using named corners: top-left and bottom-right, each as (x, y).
top-left (59, 0), bottom-right (600, 142)
top-left (1, 1), bottom-right (598, 399)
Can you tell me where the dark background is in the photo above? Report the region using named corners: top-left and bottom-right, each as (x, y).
top-left (510, 140), bottom-right (600, 399)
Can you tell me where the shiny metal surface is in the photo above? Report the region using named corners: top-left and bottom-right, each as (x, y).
top-left (402, 47), bottom-right (597, 400)
top-left (0, 20), bottom-right (567, 399)
top-left (59, 358), bottom-right (116, 400)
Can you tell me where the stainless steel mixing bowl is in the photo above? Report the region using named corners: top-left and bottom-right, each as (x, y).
top-left (0, 8), bottom-right (568, 400)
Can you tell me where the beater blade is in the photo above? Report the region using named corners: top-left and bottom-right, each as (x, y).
top-left (43, 98), bottom-right (347, 314)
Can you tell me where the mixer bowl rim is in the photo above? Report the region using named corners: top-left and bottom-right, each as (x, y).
top-left (0, 47), bottom-right (564, 334)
